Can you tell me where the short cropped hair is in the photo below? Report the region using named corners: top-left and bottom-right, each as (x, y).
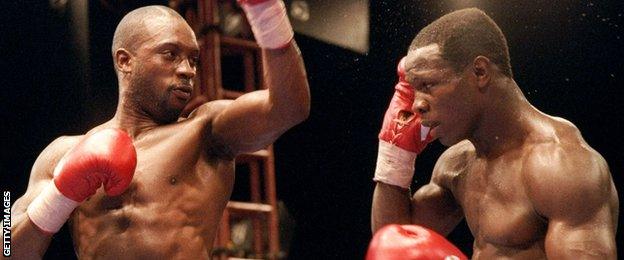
top-left (409, 8), bottom-right (513, 78)
top-left (111, 5), bottom-right (184, 57)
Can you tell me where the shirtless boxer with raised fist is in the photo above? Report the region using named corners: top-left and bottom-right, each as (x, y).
top-left (9, 1), bottom-right (309, 259)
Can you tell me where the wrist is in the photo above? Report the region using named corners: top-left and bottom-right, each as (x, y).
top-left (240, 0), bottom-right (294, 49)
top-left (26, 183), bottom-right (80, 234)
top-left (373, 140), bottom-right (417, 189)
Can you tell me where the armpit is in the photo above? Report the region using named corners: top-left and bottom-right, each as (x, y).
top-left (204, 134), bottom-right (236, 160)
top-left (193, 100), bottom-right (237, 160)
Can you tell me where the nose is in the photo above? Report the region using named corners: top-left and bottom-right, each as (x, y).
top-left (176, 58), bottom-right (196, 79)
top-left (412, 93), bottom-right (429, 115)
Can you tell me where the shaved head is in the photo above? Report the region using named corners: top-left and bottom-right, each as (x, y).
top-left (110, 5), bottom-right (199, 124)
top-left (112, 5), bottom-right (187, 58)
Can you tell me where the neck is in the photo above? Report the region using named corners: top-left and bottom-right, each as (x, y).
top-left (106, 90), bottom-right (159, 139)
top-left (469, 79), bottom-right (535, 158)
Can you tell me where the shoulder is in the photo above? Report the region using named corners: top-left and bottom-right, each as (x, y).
top-left (36, 135), bottom-right (83, 165)
top-left (13, 135), bottom-right (83, 212)
top-left (186, 99), bottom-right (234, 122)
top-left (435, 140), bottom-right (475, 167)
top-left (31, 135), bottom-right (83, 177)
top-left (431, 140), bottom-right (475, 187)
top-left (523, 116), bottom-right (611, 197)
top-left (522, 129), bottom-right (614, 221)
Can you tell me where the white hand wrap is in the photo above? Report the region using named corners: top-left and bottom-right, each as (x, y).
top-left (373, 140), bottom-right (417, 189)
top-left (27, 183), bottom-right (79, 234)
top-left (241, 0), bottom-right (294, 49)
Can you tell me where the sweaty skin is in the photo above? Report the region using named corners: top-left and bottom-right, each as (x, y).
top-left (372, 44), bottom-right (618, 259)
top-left (9, 6), bottom-right (310, 259)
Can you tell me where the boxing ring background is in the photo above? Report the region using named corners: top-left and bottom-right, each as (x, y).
top-left (2, 0), bottom-right (623, 258)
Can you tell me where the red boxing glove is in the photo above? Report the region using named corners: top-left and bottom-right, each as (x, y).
top-left (374, 57), bottom-right (432, 188)
top-left (54, 128), bottom-right (136, 200)
top-left (238, 0), bottom-right (294, 49)
top-left (378, 57), bottom-right (431, 152)
top-left (27, 129), bottom-right (137, 233)
top-left (367, 225), bottom-right (468, 260)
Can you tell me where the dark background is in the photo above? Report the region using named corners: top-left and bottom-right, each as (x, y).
top-left (2, 0), bottom-right (623, 259)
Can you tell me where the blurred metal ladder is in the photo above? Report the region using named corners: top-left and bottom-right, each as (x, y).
top-left (171, 0), bottom-right (281, 258)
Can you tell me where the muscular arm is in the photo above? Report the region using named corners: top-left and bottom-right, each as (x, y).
top-left (372, 144), bottom-right (465, 235)
top-left (526, 145), bottom-right (618, 259)
top-left (207, 42), bottom-right (310, 157)
top-left (7, 136), bottom-right (78, 259)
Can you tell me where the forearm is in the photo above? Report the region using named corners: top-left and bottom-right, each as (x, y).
top-left (371, 55), bottom-right (431, 233)
top-left (263, 41), bottom-right (311, 126)
top-left (6, 212), bottom-right (52, 259)
top-left (371, 182), bottom-right (412, 233)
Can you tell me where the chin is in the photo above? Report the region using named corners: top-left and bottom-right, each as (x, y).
top-left (154, 116), bottom-right (179, 125)
top-left (438, 137), bottom-right (452, 147)
top-left (154, 108), bottom-right (183, 124)
top-left (438, 135), bottom-right (463, 147)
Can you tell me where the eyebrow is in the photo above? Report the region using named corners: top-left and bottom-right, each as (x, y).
top-left (154, 41), bottom-right (199, 54)
top-left (405, 67), bottom-right (438, 82)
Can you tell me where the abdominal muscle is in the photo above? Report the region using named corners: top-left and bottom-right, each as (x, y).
top-left (69, 162), bottom-right (234, 260)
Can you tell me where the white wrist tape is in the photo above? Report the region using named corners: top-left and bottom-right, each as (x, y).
top-left (27, 183), bottom-right (79, 234)
top-left (373, 140), bottom-right (417, 189)
top-left (241, 0), bottom-right (294, 49)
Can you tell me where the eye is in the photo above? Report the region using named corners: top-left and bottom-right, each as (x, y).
top-left (190, 56), bottom-right (200, 66)
top-left (423, 82), bottom-right (435, 89)
top-left (162, 50), bottom-right (177, 60)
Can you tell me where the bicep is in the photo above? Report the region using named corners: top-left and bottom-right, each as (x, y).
top-left (210, 91), bottom-right (287, 154)
top-left (411, 182), bottom-right (463, 236)
top-left (409, 142), bottom-right (471, 235)
top-left (13, 137), bottom-right (77, 216)
top-left (545, 208), bottom-right (617, 259)
top-left (528, 147), bottom-right (618, 259)
top-left (541, 170), bottom-right (618, 259)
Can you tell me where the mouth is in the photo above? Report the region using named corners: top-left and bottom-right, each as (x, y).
top-left (420, 121), bottom-right (440, 140)
top-left (421, 121), bottom-right (439, 128)
top-left (172, 85), bottom-right (192, 100)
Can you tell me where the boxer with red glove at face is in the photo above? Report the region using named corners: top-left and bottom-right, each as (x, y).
top-left (27, 129), bottom-right (136, 234)
top-left (374, 57), bottom-right (432, 189)
top-left (373, 8), bottom-right (618, 259)
top-left (367, 224), bottom-right (467, 260)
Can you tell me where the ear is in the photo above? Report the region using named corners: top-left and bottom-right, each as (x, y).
top-left (114, 48), bottom-right (133, 74)
top-left (472, 56), bottom-right (491, 90)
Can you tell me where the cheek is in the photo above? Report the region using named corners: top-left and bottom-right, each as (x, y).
top-left (436, 94), bottom-right (473, 136)
top-left (138, 65), bottom-right (173, 89)
top-left (138, 58), bottom-right (171, 76)
top-left (436, 94), bottom-right (464, 119)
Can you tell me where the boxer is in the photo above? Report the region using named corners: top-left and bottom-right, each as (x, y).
top-left (9, 1), bottom-right (309, 259)
top-left (371, 8), bottom-right (618, 259)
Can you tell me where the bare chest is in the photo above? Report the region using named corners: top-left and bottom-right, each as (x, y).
top-left (91, 131), bottom-right (234, 211)
top-left (453, 157), bottom-right (546, 249)
top-left (71, 129), bottom-right (235, 257)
